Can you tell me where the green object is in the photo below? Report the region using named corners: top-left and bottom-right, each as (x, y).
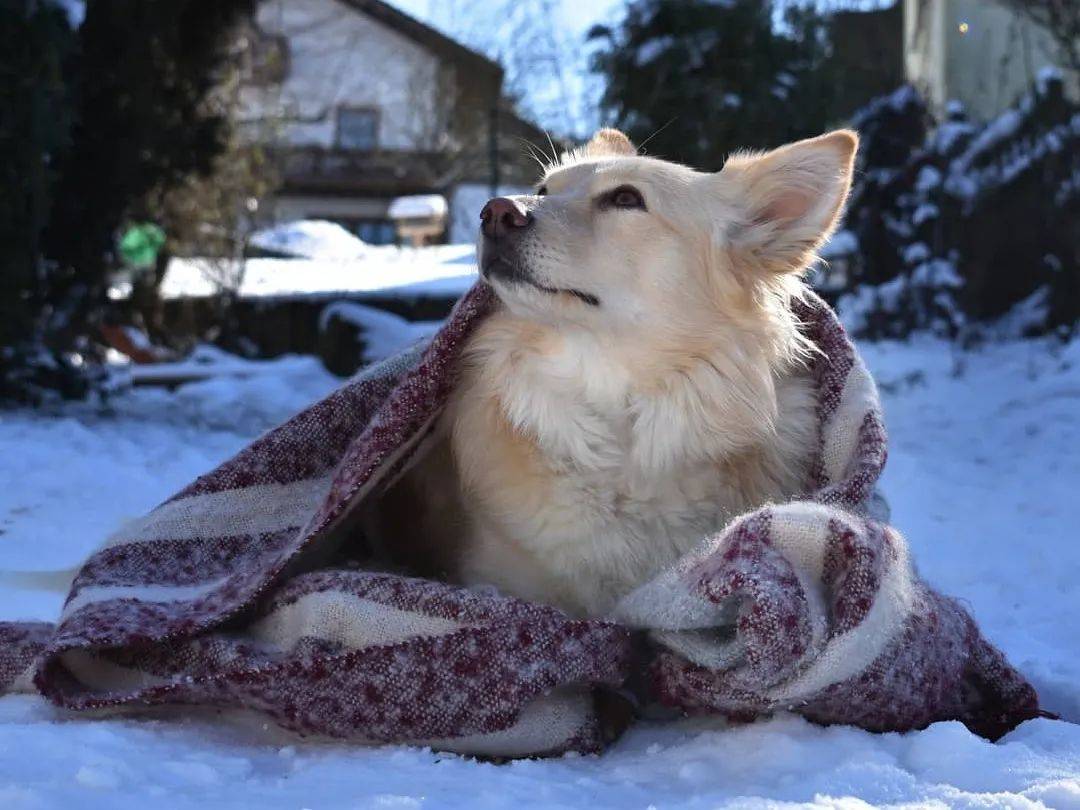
top-left (118, 223), bottom-right (166, 269)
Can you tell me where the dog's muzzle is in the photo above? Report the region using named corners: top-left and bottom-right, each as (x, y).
top-left (478, 196), bottom-right (534, 283)
top-left (477, 196), bottom-right (600, 307)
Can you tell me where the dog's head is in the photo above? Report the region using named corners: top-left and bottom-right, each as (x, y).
top-left (477, 128), bottom-right (857, 339)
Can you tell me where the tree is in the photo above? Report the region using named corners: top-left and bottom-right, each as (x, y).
top-left (0, 1), bottom-right (81, 402)
top-left (999, 0), bottom-right (1080, 80)
top-left (587, 0), bottom-right (847, 170)
top-left (835, 77), bottom-right (1079, 340)
top-left (0, 0), bottom-right (257, 402)
top-left (138, 31), bottom-right (282, 349)
top-left (427, 0), bottom-right (594, 138)
top-left (45, 0), bottom-right (256, 290)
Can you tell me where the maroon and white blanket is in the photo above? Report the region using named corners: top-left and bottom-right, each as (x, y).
top-left (0, 284), bottom-right (1040, 756)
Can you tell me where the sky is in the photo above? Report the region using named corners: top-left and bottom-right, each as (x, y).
top-left (383, 1), bottom-right (901, 135)
top-left (387, 0), bottom-right (626, 135)
top-left (390, 0), bottom-right (624, 44)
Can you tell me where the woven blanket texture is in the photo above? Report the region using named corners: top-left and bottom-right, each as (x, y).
top-left (0, 283), bottom-right (1040, 757)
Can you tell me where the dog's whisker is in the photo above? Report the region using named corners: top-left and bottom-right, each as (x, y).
top-left (636, 116), bottom-right (678, 156)
top-left (516, 137), bottom-right (549, 175)
top-left (542, 128), bottom-right (559, 169)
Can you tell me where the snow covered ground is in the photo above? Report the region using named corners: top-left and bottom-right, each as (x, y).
top-left (249, 220), bottom-right (369, 261)
top-left (1, 335), bottom-right (1078, 808)
top-left (161, 244), bottom-right (478, 301)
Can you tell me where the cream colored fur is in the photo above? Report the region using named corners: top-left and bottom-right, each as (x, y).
top-left (370, 128), bottom-right (858, 618)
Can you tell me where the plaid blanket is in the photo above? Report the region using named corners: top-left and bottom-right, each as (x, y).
top-left (0, 284), bottom-right (1040, 756)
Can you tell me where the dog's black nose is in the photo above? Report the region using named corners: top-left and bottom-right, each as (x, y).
top-left (480, 197), bottom-right (532, 239)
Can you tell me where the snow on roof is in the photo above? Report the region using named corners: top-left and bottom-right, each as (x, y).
top-left (161, 244), bottom-right (478, 301)
top-left (249, 220), bottom-right (368, 260)
top-left (388, 195), bottom-right (448, 220)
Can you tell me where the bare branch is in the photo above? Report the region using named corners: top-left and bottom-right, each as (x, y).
top-left (997, 0), bottom-right (1080, 78)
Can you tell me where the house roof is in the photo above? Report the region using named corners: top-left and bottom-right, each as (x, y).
top-left (336, 0), bottom-right (503, 81)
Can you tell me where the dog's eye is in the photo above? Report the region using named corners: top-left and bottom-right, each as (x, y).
top-left (600, 185), bottom-right (645, 210)
top-left (536, 185), bottom-right (548, 196)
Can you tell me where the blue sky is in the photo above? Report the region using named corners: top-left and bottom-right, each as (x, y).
top-left (388, 0), bottom-right (625, 134)
top-left (389, 0), bottom-right (624, 42)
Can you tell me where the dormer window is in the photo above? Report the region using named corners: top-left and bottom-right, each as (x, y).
top-left (336, 107), bottom-right (378, 151)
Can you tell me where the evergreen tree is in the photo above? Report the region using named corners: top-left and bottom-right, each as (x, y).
top-left (0, 0), bottom-right (255, 403)
top-left (0, 0), bottom-right (79, 402)
top-left (45, 0), bottom-right (256, 301)
top-left (588, 0), bottom-right (844, 169)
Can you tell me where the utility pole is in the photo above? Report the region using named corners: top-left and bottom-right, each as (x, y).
top-left (488, 101), bottom-right (500, 198)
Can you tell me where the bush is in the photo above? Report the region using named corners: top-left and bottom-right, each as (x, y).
top-left (831, 76), bottom-right (1079, 341)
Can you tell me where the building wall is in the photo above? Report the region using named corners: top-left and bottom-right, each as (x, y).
top-left (241, 0), bottom-right (442, 151)
top-left (945, 0), bottom-right (1066, 120)
top-left (905, 0), bottom-right (1074, 121)
top-left (237, 0), bottom-right (531, 246)
top-left (904, 0), bottom-right (947, 113)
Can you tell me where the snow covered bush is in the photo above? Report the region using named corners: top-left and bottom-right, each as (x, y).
top-left (831, 76), bottom-right (1079, 341)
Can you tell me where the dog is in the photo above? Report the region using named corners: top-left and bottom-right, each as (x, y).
top-left (365, 127), bottom-right (858, 618)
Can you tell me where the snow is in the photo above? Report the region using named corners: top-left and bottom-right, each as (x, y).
top-left (161, 245), bottom-right (478, 300)
top-left (319, 302), bottom-right (441, 362)
top-left (1, 335), bottom-right (1080, 807)
top-left (634, 36), bottom-right (675, 66)
top-left (52, 0), bottom-right (84, 27)
top-left (932, 120), bottom-right (975, 154)
top-left (819, 229), bottom-right (858, 260)
top-left (388, 195), bottom-right (449, 221)
top-left (991, 286), bottom-right (1051, 340)
top-left (914, 166), bottom-right (942, 193)
top-left (903, 242), bottom-right (931, 266)
top-left (911, 259), bottom-right (963, 289)
top-left (911, 203), bottom-right (940, 226)
top-left (1037, 66), bottom-right (1064, 95)
top-left (850, 85), bottom-right (922, 132)
top-left (121, 346), bottom-right (324, 387)
top-left (249, 220), bottom-right (368, 260)
top-left (946, 113), bottom-right (1080, 207)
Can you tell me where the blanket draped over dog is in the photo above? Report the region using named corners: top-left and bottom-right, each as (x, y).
top-left (0, 284), bottom-right (1040, 756)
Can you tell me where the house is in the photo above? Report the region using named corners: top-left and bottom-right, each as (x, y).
top-left (904, 0), bottom-right (1078, 121)
top-left (238, 0), bottom-right (548, 244)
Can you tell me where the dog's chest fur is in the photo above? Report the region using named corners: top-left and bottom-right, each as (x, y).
top-left (437, 315), bottom-right (819, 617)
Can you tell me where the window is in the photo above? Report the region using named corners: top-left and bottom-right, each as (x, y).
top-left (336, 107), bottom-right (378, 151)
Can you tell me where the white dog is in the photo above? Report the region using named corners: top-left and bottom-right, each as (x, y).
top-left (365, 127), bottom-right (858, 618)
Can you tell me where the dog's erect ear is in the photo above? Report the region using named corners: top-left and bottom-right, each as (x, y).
top-left (722, 129), bottom-right (858, 274)
top-left (585, 128), bottom-right (637, 157)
